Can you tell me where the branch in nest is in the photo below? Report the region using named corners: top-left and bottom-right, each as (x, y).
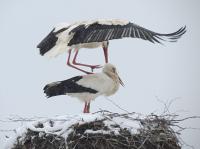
top-left (4, 110), bottom-right (196, 149)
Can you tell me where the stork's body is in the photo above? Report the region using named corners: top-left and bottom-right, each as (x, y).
top-left (37, 19), bottom-right (186, 74)
top-left (43, 63), bottom-right (124, 113)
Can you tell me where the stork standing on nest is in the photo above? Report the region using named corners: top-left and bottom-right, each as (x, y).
top-left (43, 63), bottom-right (124, 113)
top-left (37, 19), bottom-right (186, 74)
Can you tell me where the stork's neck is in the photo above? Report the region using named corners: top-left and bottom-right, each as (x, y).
top-left (104, 72), bottom-right (119, 86)
top-left (104, 72), bottom-right (120, 96)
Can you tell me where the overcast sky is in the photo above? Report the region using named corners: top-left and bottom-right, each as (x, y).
top-left (1, 0), bottom-right (200, 148)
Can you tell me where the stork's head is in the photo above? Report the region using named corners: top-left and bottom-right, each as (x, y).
top-left (103, 63), bottom-right (124, 87)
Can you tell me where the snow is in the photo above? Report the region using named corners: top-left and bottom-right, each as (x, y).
top-left (84, 129), bottom-right (112, 135)
top-left (4, 112), bottom-right (141, 149)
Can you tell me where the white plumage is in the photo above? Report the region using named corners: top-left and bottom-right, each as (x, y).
top-left (43, 63), bottom-right (124, 113)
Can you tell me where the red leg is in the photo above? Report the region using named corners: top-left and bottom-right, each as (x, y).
top-left (103, 47), bottom-right (108, 63)
top-left (83, 102), bottom-right (88, 113)
top-left (87, 102), bottom-right (90, 113)
top-left (67, 49), bottom-right (93, 74)
top-left (72, 50), bottom-right (102, 72)
top-left (83, 102), bottom-right (90, 113)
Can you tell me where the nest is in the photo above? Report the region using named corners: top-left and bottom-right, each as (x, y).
top-left (9, 111), bottom-right (181, 149)
top-left (13, 130), bottom-right (65, 149)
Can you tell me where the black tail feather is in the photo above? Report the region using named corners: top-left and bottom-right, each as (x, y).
top-left (43, 81), bottom-right (66, 98)
top-left (43, 76), bottom-right (98, 98)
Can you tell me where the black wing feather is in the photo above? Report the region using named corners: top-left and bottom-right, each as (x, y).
top-left (37, 28), bottom-right (58, 55)
top-left (44, 76), bottom-right (98, 98)
top-left (37, 27), bottom-right (68, 55)
top-left (68, 22), bottom-right (186, 46)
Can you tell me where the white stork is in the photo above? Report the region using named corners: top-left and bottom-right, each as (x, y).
top-left (43, 63), bottom-right (124, 113)
top-left (37, 19), bottom-right (186, 74)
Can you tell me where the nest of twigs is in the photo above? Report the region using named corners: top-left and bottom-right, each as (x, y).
top-left (8, 111), bottom-right (182, 149)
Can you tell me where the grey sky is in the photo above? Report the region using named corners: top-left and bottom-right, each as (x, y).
top-left (0, 0), bottom-right (200, 148)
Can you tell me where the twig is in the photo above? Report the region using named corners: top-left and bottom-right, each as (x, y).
top-left (0, 129), bottom-right (16, 132)
top-left (104, 97), bottom-right (129, 113)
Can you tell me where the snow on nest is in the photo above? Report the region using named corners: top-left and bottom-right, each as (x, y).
top-left (4, 111), bottom-right (141, 149)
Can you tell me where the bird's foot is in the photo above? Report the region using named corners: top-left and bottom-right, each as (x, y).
top-left (85, 71), bottom-right (94, 75)
top-left (90, 65), bottom-right (102, 72)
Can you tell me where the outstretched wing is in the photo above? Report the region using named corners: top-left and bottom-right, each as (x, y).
top-left (68, 21), bottom-right (186, 46)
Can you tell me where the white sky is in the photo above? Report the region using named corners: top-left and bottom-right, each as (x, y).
top-left (0, 0), bottom-right (200, 148)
